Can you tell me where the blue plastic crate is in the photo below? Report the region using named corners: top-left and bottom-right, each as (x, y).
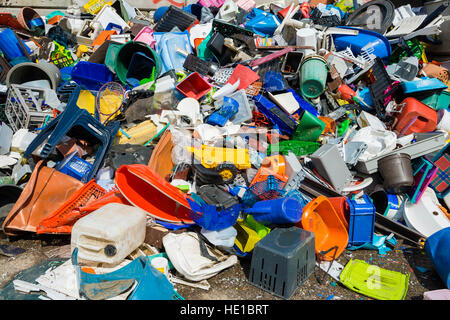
top-left (58, 154), bottom-right (93, 181)
top-left (71, 61), bottom-right (114, 91)
top-left (346, 195), bottom-right (375, 246)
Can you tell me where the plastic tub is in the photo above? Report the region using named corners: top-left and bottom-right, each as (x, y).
top-left (298, 55), bottom-right (329, 99)
top-left (57, 153), bottom-right (93, 181)
top-left (244, 197), bottom-right (303, 225)
top-left (378, 153), bottom-right (414, 193)
top-left (125, 52), bottom-right (156, 85)
top-left (176, 72), bottom-right (212, 100)
top-left (114, 41), bottom-right (161, 85)
top-left (6, 61), bottom-right (61, 90)
top-left (71, 61), bottom-right (114, 91)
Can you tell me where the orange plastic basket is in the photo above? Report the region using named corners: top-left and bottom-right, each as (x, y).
top-left (298, 196), bottom-right (349, 261)
top-left (36, 180), bottom-right (106, 234)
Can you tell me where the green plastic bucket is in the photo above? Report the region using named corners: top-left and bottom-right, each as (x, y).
top-left (113, 41), bottom-right (161, 85)
top-left (299, 55), bottom-right (329, 99)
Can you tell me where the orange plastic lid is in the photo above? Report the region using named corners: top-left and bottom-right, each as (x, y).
top-left (298, 196), bottom-right (348, 261)
top-left (115, 164), bottom-right (194, 224)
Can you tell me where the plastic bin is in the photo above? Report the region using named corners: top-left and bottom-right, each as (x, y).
top-left (176, 72), bottom-right (212, 100)
top-left (56, 153), bottom-right (93, 181)
top-left (71, 61), bottom-right (114, 91)
top-left (187, 197), bottom-right (241, 231)
top-left (346, 195), bottom-right (376, 246)
top-left (249, 175), bottom-right (287, 201)
top-left (248, 226), bottom-right (315, 299)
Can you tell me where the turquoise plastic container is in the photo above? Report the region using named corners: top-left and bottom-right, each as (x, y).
top-left (299, 55), bottom-right (329, 99)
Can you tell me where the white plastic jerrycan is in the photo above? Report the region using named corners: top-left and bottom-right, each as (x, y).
top-left (71, 203), bottom-right (147, 265)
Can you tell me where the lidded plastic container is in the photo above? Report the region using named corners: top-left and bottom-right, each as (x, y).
top-left (71, 203), bottom-right (147, 265)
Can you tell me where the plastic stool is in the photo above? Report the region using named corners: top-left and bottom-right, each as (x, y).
top-left (24, 86), bottom-right (119, 183)
top-left (394, 97), bottom-right (437, 136)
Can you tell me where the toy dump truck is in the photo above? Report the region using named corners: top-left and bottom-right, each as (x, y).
top-left (185, 145), bottom-right (251, 183)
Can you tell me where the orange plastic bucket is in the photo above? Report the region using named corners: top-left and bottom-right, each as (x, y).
top-left (298, 196), bottom-right (348, 261)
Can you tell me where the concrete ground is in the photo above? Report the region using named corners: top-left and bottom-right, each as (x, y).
top-left (0, 230), bottom-right (445, 300)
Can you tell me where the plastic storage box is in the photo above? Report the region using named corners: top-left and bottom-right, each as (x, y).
top-left (57, 152), bottom-right (93, 181)
top-left (346, 195), bottom-right (375, 246)
top-left (248, 226), bottom-right (315, 299)
top-left (71, 61), bottom-right (114, 91)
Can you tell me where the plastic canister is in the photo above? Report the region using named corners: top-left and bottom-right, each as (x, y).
top-left (71, 203), bottom-right (147, 265)
top-left (299, 55), bottom-right (329, 99)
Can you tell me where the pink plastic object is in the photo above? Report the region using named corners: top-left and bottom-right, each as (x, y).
top-left (198, 0), bottom-right (226, 7)
top-left (424, 289), bottom-right (450, 300)
top-left (250, 47), bottom-right (294, 67)
top-left (176, 72), bottom-right (212, 100)
top-left (236, 0), bottom-right (256, 11)
top-left (134, 26), bottom-right (156, 49)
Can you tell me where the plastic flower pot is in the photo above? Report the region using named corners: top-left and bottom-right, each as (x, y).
top-left (378, 153), bottom-right (414, 193)
top-left (6, 61), bottom-right (61, 90)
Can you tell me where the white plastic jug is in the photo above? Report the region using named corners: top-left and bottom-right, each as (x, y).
top-left (71, 203), bottom-right (147, 265)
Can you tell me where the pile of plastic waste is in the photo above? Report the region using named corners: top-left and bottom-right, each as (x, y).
top-left (0, 0), bottom-right (449, 301)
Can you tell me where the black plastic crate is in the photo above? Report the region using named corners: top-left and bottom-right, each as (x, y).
top-left (153, 6), bottom-right (197, 32)
top-left (248, 226), bottom-right (315, 299)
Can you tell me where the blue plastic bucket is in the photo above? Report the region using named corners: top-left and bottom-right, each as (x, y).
top-left (425, 227), bottom-right (450, 289)
top-left (244, 197), bottom-right (303, 225)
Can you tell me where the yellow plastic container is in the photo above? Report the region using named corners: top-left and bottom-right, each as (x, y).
top-left (83, 0), bottom-right (111, 15)
top-left (116, 120), bottom-right (157, 145)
